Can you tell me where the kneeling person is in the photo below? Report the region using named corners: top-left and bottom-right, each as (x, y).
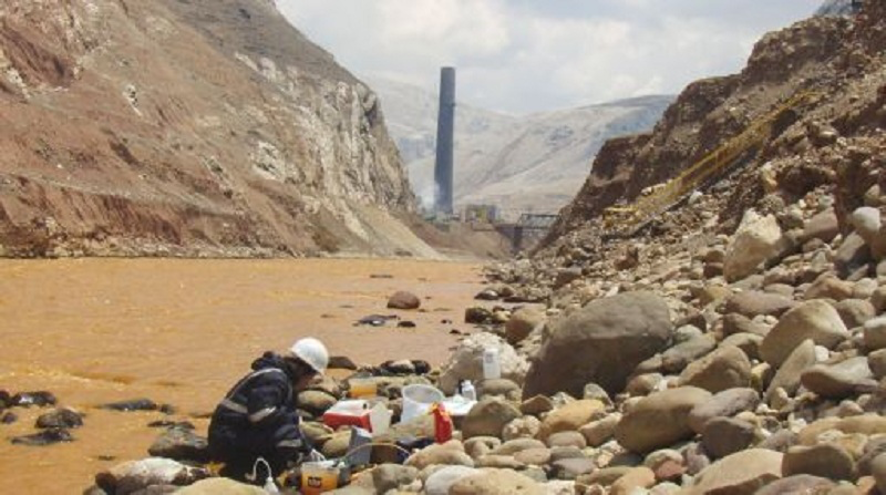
top-left (209, 337), bottom-right (328, 480)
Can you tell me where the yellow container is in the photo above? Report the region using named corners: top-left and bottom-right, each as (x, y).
top-left (300, 461), bottom-right (340, 495)
top-left (348, 378), bottom-right (377, 398)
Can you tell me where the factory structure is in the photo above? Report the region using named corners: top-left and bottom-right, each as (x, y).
top-left (433, 67), bottom-right (456, 216)
top-left (429, 66), bottom-right (555, 253)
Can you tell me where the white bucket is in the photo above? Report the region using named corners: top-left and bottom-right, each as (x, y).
top-left (401, 384), bottom-right (444, 423)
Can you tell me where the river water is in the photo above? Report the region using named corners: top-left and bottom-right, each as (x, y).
top-left (0, 257), bottom-right (485, 492)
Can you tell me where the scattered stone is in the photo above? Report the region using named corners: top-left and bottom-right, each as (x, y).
top-left (760, 300), bottom-right (849, 366)
top-left (539, 399), bottom-right (606, 441)
top-left (175, 478), bottom-right (266, 494)
top-left (687, 449), bottom-right (783, 495)
top-left (677, 346), bottom-right (752, 393)
top-left (424, 465), bottom-right (479, 495)
top-left (465, 307), bottom-right (495, 324)
top-left (100, 398), bottom-right (159, 412)
top-left (475, 289), bottom-right (500, 301)
top-left (328, 355), bottom-right (359, 370)
top-left (782, 443), bottom-right (857, 481)
top-left (479, 378), bottom-right (521, 399)
top-left (405, 440), bottom-right (474, 469)
top-left (723, 211), bottom-right (785, 282)
top-left (701, 417), bottom-right (755, 459)
top-left (753, 474), bottom-right (835, 495)
top-left (11, 391), bottom-right (57, 408)
top-left (800, 356), bottom-right (874, 399)
top-left (505, 307), bottom-right (544, 345)
top-left (387, 291), bottom-right (421, 310)
top-left (766, 339), bottom-right (817, 404)
top-left (519, 395), bottom-right (553, 416)
top-left (502, 415), bottom-right (541, 441)
top-left (723, 291), bottom-right (796, 318)
top-left (546, 430), bottom-right (587, 449)
top-left (1, 411), bottom-right (18, 424)
top-left (449, 468), bottom-right (543, 495)
top-left (371, 464), bottom-right (419, 493)
top-left (610, 466), bottom-right (656, 495)
top-left (147, 426), bottom-right (210, 463)
top-left (863, 316), bottom-right (886, 350)
top-left (615, 387), bottom-right (711, 454)
top-left (10, 427), bottom-right (73, 446)
top-left (688, 387), bottom-right (760, 434)
top-left (356, 314), bottom-right (396, 326)
top-left (461, 397), bottom-right (521, 439)
top-left (872, 453), bottom-right (885, 495)
top-left (35, 407), bottom-right (83, 429)
top-left (551, 457), bottom-right (597, 480)
top-left (95, 458), bottom-right (210, 494)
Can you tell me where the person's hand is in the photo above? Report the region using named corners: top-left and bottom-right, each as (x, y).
top-left (306, 449), bottom-right (326, 462)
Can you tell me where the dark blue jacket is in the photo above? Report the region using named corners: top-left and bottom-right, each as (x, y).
top-left (208, 352), bottom-right (307, 460)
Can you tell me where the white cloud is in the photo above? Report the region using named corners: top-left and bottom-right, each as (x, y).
top-left (275, 0), bottom-right (822, 114)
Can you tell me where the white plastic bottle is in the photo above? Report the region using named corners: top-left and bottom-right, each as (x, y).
top-left (482, 347), bottom-right (501, 380)
top-left (460, 380), bottom-right (476, 401)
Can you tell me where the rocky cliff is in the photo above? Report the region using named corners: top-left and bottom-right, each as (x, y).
top-left (0, 0), bottom-right (436, 258)
top-left (543, 0), bottom-right (884, 248)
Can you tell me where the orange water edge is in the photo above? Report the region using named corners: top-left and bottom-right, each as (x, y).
top-left (0, 257), bottom-right (485, 493)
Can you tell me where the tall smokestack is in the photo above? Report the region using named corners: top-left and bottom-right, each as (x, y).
top-left (433, 67), bottom-right (456, 215)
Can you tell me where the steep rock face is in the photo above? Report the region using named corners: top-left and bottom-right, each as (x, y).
top-left (0, 0), bottom-right (428, 257)
top-left (544, 0), bottom-right (884, 245)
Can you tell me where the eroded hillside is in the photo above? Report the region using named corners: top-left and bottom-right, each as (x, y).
top-left (0, 0), bottom-right (436, 258)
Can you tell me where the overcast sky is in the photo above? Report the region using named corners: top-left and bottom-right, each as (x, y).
top-left (277, 1), bottom-right (823, 115)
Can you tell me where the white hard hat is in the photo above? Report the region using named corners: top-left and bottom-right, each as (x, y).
top-left (290, 337), bottom-right (329, 374)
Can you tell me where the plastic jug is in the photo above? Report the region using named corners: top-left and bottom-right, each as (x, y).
top-left (368, 402), bottom-right (392, 435)
top-left (482, 348), bottom-right (501, 380)
top-left (459, 380), bottom-right (476, 401)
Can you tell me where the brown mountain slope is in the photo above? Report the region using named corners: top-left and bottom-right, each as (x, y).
top-left (542, 0), bottom-right (884, 249)
top-left (0, 0), bottom-right (434, 258)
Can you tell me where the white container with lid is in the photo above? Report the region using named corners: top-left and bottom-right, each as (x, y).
top-left (482, 348), bottom-right (501, 380)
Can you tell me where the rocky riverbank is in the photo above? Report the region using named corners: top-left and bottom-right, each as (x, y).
top-left (5, 170), bottom-right (879, 493)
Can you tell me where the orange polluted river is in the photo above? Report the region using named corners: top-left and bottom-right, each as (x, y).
top-left (0, 257), bottom-right (486, 493)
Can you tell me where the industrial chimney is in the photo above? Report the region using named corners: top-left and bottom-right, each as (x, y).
top-left (433, 67), bottom-right (456, 216)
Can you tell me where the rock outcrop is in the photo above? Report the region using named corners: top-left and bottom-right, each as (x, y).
top-left (0, 0), bottom-right (436, 258)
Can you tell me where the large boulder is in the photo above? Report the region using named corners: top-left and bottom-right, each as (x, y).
top-left (760, 300), bottom-right (848, 367)
top-left (614, 386), bottom-right (711, 454)
top-left (438, 333), bottom-right (529, 395)
top-left (724, 210), bottom-right (785, 282)
top-left (523, 292), bottom-right (672, 399)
